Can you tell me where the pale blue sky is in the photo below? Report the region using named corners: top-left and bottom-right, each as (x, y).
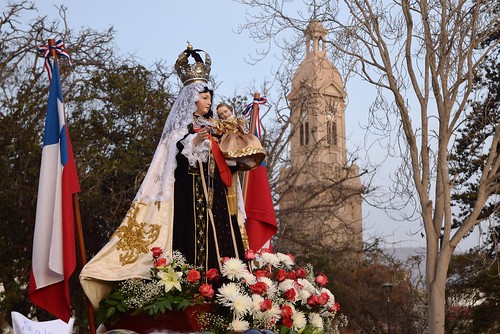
top-left (31, 1), bottom-right (484, 251)
top-left (37, 1), bottom-right (277, 97)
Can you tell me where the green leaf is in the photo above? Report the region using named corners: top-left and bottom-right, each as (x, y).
top-left (144, 297), bottom-right (175, 316)
top-left (177, 299), bottom-right (191, 310)
top-left (116, 303), bottom-right (127, 313)
top-left (105, 299), bottom-right (118, 306)
top-left (106, 306), bottom-right (116, 318)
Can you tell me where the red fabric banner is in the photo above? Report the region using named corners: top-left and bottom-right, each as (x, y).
top-left (245, 165), bottom-right (277, 251)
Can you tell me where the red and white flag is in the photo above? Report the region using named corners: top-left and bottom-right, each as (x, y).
top-left (29, 59), bottom-right (79, 322)
top-left (244, 98), bottom-right (277, 251)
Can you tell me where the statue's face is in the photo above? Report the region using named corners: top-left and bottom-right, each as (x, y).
top-left (217, 105), bottom-right (232, 120)
top-left (194, 91), bottom-right (212, 116)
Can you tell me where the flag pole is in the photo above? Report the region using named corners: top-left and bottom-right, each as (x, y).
top-left (242, 92), bottom-right (260, 204)
top-left (47, 38), bottom-right (97, 334)
top-left (73, 193), bottom-right (97, 334)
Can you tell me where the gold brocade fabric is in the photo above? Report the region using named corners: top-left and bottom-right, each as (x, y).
top-left (113, 202), bottom-right (161, 265)
top-left (79, 199), bottom-right (174, 309)
top-left (226, 175), bottom-right (238, 216)
top-left (214, 117), bottom-right (266, 171)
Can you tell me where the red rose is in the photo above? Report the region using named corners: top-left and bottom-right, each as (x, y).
top-left (281, 305), bottom-right (293, 318)
top-left (282, 317), bottom-right (293, 328)
top-left (253, 269), bottom-right (269, 278)
top-left (329, 302), bottom-right (341, 312)
top-left (198, 283), bottom-right (214, 299)
top-left (205, 268), bottom-right (220, 282)
top-left (318, 291), bottom-right (330, 305)
top-left (187, 269), bottom-right (201, 283)
top-left (151, 247), bottom-right (163, 258)
top-left (250, 282), bottom-right (268, 296)
top-left (259, 299), bottom-right (272, 312)
top-left (287, 271), bottom-right (296, 280)
top-left (315, 273), bottom-right (328, 287)
top-left (221, 256), bottom-right (230, 264)
top-left (245, 249), bottom-right (256, 260)
top-left (307, 294), bottom-right (319, 307)
top-left (154, 257), bottom-right (167, 268)
top-left (283, 288), bottom-right (296, 301)
top-left (295, 268), bottom-right (307, 278)
top-left (276, 269), bottom-right (287, 282)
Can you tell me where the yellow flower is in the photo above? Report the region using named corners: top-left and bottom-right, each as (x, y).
top-left (158, 267), bottom-right (183, 293)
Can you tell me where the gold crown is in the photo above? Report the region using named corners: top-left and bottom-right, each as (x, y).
top-left (174, 42), bottom-right (211, 86)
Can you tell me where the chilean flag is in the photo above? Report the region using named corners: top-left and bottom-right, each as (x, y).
top-left (244, 102), bottom-right (277, 251)
top-left (29, 60), bottom-right (79, 322)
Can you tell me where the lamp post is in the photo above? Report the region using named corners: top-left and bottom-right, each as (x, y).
top-left (382, 282), bottom-right (393, 334)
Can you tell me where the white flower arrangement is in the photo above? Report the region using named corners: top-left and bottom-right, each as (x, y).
top-left (199, 249), bottom-right (344, 334)
top-left (98, 248), bottom-right (346, 334)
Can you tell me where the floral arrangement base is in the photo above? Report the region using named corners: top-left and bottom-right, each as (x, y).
top-left (104, 303), bottom-right (211, 333)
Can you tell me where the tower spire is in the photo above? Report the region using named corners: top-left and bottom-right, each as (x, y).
top-left (305, 19), bottom-right (327, 55)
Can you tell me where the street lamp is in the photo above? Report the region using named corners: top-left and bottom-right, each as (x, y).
top-left (382, 282), bottom-right (393, 334)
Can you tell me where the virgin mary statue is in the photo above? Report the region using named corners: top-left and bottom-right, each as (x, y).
top-left (79, 44), bottom-right (248, 309)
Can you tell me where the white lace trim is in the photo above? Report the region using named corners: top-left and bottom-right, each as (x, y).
top-left (134, 81), bottom-right (213, 203)
top-left (181, 134), bottom-right (210, 166)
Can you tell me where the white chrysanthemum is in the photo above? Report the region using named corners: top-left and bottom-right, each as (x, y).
top-left (216, 282), bottom-right (240, 304)
top-left (251, 294), bottom-right (265, 314)
top-left (258, 252), bottom-right (280, 267)
top-left (297, 286), bottom-right (312, 303)
top-left (231, 293), bottom-right (253, 318)
top-left (257, 277), bottom-right (277, 297)
top-left (278, 279), bottom-right (296, 292)
top-left (309, 312), bottom-right (324, 330)
top-left (292, 310), bottom-right (307, 330)
top-left (221, 258), bottom-right (247, 280)
top-left (267, 303), bottom-right (282, 322)
top-left (321, 287), bottom-right (335, 308)
top-left (251, 294), bottom-right (281, 324)
top-left (297, 278), bottom-right (315, 293)
top-left (241, 270), bottom-right (257, 285)
top-left (276, 252), bottom-right (294, 268)
top-left (229, 319), bottom-right (250, 331)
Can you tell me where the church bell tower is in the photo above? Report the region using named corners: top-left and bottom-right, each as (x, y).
top-left (276, 20), bottom-right (363, 258)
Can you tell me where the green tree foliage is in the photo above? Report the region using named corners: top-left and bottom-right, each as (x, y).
top-left (69, 63), bottom-right (173, 255)
top-left (0, 2), bottom-right (175, 330)
top-left (446, 251), bottom-right (500, 333)
top-left (449, 21), bottom-right (499, 246)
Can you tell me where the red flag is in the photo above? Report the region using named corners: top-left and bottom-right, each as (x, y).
top-left (245, 164), bottom-right (277, 251)
top-left (244, 96), bottom-right (277, 251)
top-left (29, 60), bottom-right (79, 322)
top-left (209, 134), bottom-right (232, 187)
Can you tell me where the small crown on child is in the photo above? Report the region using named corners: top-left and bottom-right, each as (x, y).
top-left (174, 42), bottom-right (211, 86)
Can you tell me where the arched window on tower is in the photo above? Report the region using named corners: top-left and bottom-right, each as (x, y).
top-left (304, 121), bottom-right (310, 145)
top-left (327, 121), bottom-right (338, 146)
top-left (299, 122), bottom-right (304, 146)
